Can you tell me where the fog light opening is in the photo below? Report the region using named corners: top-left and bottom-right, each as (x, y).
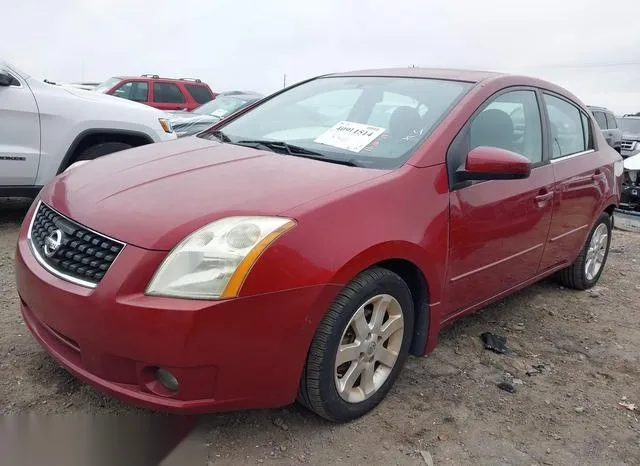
top-left (156, 368), bottom-right (179, 393)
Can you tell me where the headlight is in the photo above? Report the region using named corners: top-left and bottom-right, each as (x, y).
top-left (158, 118), bottom-right (174, 133)
top-left (146, 216), bottom-right (296, 300)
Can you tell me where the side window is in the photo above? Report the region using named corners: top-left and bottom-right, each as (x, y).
top-left (185, 84), bottom-right (213, 104)
top-left (581, 113), bottom-right (594, 150)
top-left (605, 113), bottom-right (618, 129)
top-left (153, 83), bottom-right (185, 103)
top-left (543, 94), bottom-right (587, 158)
top-left (469, 90), bottom-right (543, 163)
top-left (593, 111), bottom-right (607, 129)
top-left (112, 81), bottom-right (148, 102)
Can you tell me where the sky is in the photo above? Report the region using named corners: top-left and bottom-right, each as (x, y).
top-left (3, 0), bottom-right (640, 114)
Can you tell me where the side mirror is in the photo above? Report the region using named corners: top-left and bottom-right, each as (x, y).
top-left (0, 71), bottom-right (13, 86)
top-left (457, 146), bottom-right (531, 182)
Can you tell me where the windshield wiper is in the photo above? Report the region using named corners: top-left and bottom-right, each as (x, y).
top-left (203, 129), bottom-right (232, 143)
top-left (235, 139), bottom-right (324, 157)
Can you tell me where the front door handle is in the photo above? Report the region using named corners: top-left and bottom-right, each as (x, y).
top-left (534, 191), bottom-right (554, 207)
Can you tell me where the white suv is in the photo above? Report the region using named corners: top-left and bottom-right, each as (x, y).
top-left (0, 60), bottom-right (177, 198)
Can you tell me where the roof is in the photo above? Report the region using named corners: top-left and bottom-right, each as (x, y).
top-left (114, 75), bottom-right (208, 84)
top-left (327, 67), bottom-right (506, 83)
top-left (587, 105), bottom-right (613, 112)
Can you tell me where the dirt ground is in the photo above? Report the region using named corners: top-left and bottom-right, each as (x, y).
top-left (1, 197), bottom-right (639, 466)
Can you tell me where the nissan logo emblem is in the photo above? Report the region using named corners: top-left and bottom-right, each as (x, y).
top-left (43, 229), bottom-right (63, 258)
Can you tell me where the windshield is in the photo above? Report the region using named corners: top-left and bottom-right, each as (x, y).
top-left (194, 96), bottom-right (251, 117)
top-left (94, 77), bottom-right (123, 93)
top-left (202, 76), bottom-right (472, 169)
top-left (617, 117), bottom-right (640, 134)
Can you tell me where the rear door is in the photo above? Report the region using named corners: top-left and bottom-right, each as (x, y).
top-left (152, 82), bottom-right (188, 111)
top-left (443, 88), bottom-right (555, 315)
top-left (0, 68), bottom-right (40, 186)
top-left (538, 93), bottom-right (606, 271)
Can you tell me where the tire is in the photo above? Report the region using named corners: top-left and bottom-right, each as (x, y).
top-left (298, 267), bottom-right (414, 422)
top-left (73, 142), bottom-right (132, 163)
top-left (556, 212), bottom-right (612, 290)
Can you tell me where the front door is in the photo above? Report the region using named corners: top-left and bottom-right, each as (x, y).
top-left (538, 93), bottom-right (607, 271)
top-left (443, 89), bottom-right (555, 315)
top-left (0, 68), bottom-right (40, 186)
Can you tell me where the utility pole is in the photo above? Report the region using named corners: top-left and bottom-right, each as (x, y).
top-left (283, 74), bottom-right (287, 88)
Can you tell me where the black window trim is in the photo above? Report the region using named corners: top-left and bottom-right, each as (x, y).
top-left (541, 90), bottom-right (597, 163)
top-left (446, 85), bottom-right (550, 192)
top-left (153, 81), bottom-right (186, 104)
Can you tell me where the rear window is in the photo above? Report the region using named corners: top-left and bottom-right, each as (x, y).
top-left (153, 83), bottom-right (185, 103)
top-left (185, 84), bottom-right (213, 104)
top-left (593, 111), bottom-right (607, 129)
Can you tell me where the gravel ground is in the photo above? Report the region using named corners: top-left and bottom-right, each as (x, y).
top-left (1, 197), bottom-right (639, 465)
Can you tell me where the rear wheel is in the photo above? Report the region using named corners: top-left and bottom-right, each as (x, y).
top-left (298, 268), bottom-right (414, 422)
top-left (556, 212), bottom-right (612, 290)
top-left (74, 142), bottom-right (132, 163)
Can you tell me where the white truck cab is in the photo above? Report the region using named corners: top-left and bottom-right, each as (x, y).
top-left (0, 60), bottom-right (177, 197)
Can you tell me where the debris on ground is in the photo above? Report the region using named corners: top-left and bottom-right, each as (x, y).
top-left (481, 332), bottom-right (508, 354)
top-left (419, 450), bottom-right (434, 466)
top-left (574, 407), bottom-right (585, 413)
top-left (497, 382), bottom-right (516, 393)
top-left (272, 418), bottom-right (289, 431)
top-left (619, 401), bottom-right (636, 411)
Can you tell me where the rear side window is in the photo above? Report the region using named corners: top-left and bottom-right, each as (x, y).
top-left (544, 94), bottom-right (591, 158)
top-left (593, 111), bottom-right (607, 129)
top-left (153, 83), bottom-right (185, 103)
top-left (605, 113), bottom-right (618, 129)
top-left (185, 84), bottom-right (213, 104)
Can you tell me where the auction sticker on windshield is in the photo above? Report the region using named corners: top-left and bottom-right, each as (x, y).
top-left (212, 109), bottom-right (228, 117)
top-left (314, 121), bottom-right (386, 153)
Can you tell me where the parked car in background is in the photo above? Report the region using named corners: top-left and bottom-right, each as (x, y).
top-left (0, 60), bottom-right (177, 198)
top-left (94, 74), bottom-right (216, 111)
top-left (620, 152), bottom-right (640, 211)
top-left (168, 92), bottom-right (263, 137)
top-left (15, 68), bottom-right (622, 422)
top-left (588, 106), bottom-right (622, 153)
top-left (616, 114), bottom-right (640, 158)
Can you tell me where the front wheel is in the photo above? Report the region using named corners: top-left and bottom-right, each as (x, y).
top-left (556, 212), bottom-right (612, 290)
top-left (298, 268), bottom-right (414, 422)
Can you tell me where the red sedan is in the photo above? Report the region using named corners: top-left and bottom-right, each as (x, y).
top-left (15, 68), bottom-right (623, 421)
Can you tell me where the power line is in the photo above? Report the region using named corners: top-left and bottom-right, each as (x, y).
top-left (519, 61), bottom-right (640, 70)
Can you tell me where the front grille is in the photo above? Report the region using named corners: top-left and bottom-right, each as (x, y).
top-left (621, 140), bottom-right (636, 151)
top-left (28, 202), bottom-right (125, 287)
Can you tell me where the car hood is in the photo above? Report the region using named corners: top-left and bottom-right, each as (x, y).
top-left (42, 137), bottom-right (388, 250)
top-left (169, 113), bottom-right (220, 126)
top-left (622, 132), bottom-right (640, 141)
top-left (624, 153), bottom-right (640, 171)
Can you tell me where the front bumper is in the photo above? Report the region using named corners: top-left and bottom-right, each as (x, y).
top-left (15, 208), bottom-right (338, 414)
